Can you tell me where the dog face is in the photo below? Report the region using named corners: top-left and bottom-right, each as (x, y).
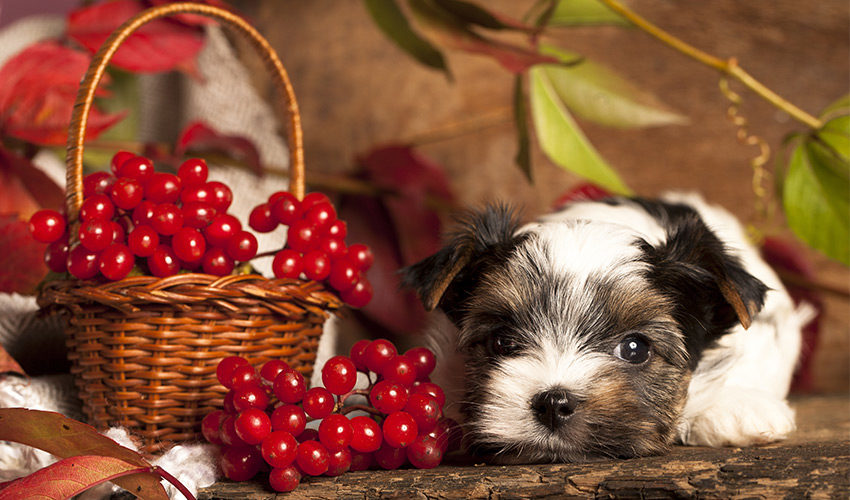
top-left (402, 201), bottom-right (766, 462)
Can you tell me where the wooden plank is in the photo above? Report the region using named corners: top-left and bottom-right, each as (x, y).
top-left (198, 395), bottom-right (850, 499)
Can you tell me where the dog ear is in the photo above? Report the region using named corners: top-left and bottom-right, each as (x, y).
top-left (644, 213), bottom-right (767, 332)
top-left (401, 204), bottom-right (522, 314)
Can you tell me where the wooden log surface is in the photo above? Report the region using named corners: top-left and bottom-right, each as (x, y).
top-left (199, 394), bottom-right (849, 499)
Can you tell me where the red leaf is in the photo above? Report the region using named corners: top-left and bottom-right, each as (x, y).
top-left (0, 408), bottom-right (168, 499)
top-left (148, 0), bottom-right (235, 27)
top-left (551, 182), bottom-right (611, 209)
top-left (0, 455), bottom-right (149, 499)
top-left (409, 0), bottom-right (557, 73)
top-left (0, 147), bottom-right (65, 218)
top-left (339, 145), bottom-right (455, 335)
top-left (0, 215), bottom-right (48, 294)
top-left (0, 41), bottom-right (124, 145)
top-left (0, 346), bottom-right (26, 376)
top-left (68, 0), bottom-right (205, 73)
top-left (175, 121), bottom-right (263, 175)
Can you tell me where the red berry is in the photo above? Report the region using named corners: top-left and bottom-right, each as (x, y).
top-left (79, 194), bottom-right (115, 222)
top-left (234, 408), bottom-right (271, 445)
top-left (404, 394), bottom-right (441, 433)
top-left (117, 156), bottom-right (154, 183)
top-left (270, 193), bottom-right (301, 226)
top-left (128, 225), bottom-right (159, 257)
top-left (83, 171), bottom-right (115, 198)
top-left (319, 237), bottom-right (347, 260)
top-left (177, 158), bottom-right (208, 187)
top-left (301, 192), bottom-right (331, 212)
top-left (260, 359), bottom-right (289, 384)
top-left (248, 202), bottom-right (277, 233)
top-left (205, 214), bottom-right (241, 248)
top-left (147, 244), bottom-right (180, 277)
top-left (150, 203), bottom-right (183, 236)
top-left (318, 414), bottom-right (352, 452)
top-left (302, 387), bottom-right (334, 419)
top-left (181, 202), bottom-right (217, 229)
top-left (405, 347), bottom-right (437, 381)
top-left (28, 210), bottom-right (66, 243)
top-left (223, 391), bottom-right (237, 414)
top-left (272, 249), bottom-right (302, 279)
top-left (180, 183), bottom-right (213, 206)
top-left (220, 416), bottom-right (247, 446)
top-left (349, 339), bottom-right (371, 372)
top-left (431, 417), bottom-right (462, 452)
top-left (273, 369), bottom-right (306, 404)
top-left (145, 172), bottom-right (182, 204)
top-left (271, 404), bottom-right (307, 436)
top-left (220, 445), bottom-right (262, 482)
top-left (412, 382), bottom-right (446, 408)
top-left (207, 181), bottom-right (233, 212)
top-left (67, 244), bottom-right (100, 279)
top-left (132, 200), bottom-right (156, 226)
top-left (296, 440), bottom-right (330, 476)
top-left (110, 151), bottom-right (135, 175)
top-left (303, 201), bottom-right (337, 230)
top-left (341, 278), bottom-right (373, 308)
top-left (109, 221), bottom-right (126, 244)
top-left (324, 219), bottom-right (347, 240)
top-left (349, 415), bottom-right (382, 453)
top-left (383, 411), bottom-right (417, 448)
top-left (374, 441), bottom-right (407, 470)
top-left (79, 219), bottom-right (114, 252)
top-left (382, 356), bottom-right (417, 387)
top-left (302, 250), bottom-right (331, 281)
top-left (369, 380), bottom-right (409, 414)
top-left (406, 434), bottom-right (443, 469)
top-left (98, 243), bottom-right (134, 281)
top-left (44, 238), bottom-right (69, 273)
top-left (349, 450), bottom-right (374, 471)
top-left (321, 355), bottom-right (357, 395)
top-left (326, 448), bottom-right (352, 476)
top-left (226, 230), bottom-right (258, 262)
top-left (269, 465), bottom-right (300, 492)
top-left (230, 364), bottom-right (260, 391)
top-left (297, 428), bottom-right (319, 443)
top-left (328, 257), bottom-right (359, 292)
top-left (172, 227), bottom-right (206, 263)
top-left (364, 338), bottom-right (397, 374)
top-left (347, 243), bottom-right (374, 271)
top-left (201, 247), bottom-right (234, 276)
top-left (110, 177), bottom-right (144, 210)
top-left (261, 431), bottom-right (298, 468)
top-left (201, 409), bottom-right (226, 445)
top-left (286, 219), bottom-right (319, 253)
top-left (231, 385), bottom-right (270, 412)
top-left (217, 356), bottom-right (250, 388)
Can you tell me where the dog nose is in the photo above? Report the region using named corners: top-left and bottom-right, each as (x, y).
top-left (531, 389), bottom-right (576, 431)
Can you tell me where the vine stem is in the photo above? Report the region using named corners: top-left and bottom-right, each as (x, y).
top-left (596, 0), bottom-right (824, 130)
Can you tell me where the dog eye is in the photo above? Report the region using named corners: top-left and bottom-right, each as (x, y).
top-left (614, 335), bottom-right (651, 364)
top-left (487, 333), bottom-right (520, 356)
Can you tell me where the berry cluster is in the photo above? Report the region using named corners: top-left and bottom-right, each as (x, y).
top-left (29, 152), bottom-right (256, 281)
top-left (203, 340), bottom-right (460, 493)
top-left (249, 191), bottom-right (373, 308)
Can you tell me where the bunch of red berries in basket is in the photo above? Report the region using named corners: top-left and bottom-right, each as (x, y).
top-left (27, 151), bottom-right (373, 307)
top-left (203, 339), bottom-right (461, 493)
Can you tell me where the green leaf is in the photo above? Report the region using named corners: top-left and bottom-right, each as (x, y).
top-left (819, 93), bottom-right (850, 122)
top-left (363, 0), bottom-right (451, 77)
top-left (430, 0), bottom-right (536, 31)
top-left (84, 69), bottom-right (139, 171)
top-left (513, 74), bottom-right (532, 181)
top-left (529, 64), bottom-right (632, 194)
top-left (547, 0), bottom-right (629, 26)
top-left (537, 44), bottom-right (687, 128)
top-left (783, 140), bottom-right (850, 265)
top-left (816, 114), bottom-right (850, 163)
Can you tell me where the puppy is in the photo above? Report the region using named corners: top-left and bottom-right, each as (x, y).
top-left (402, 192), bottom-right (808, 462)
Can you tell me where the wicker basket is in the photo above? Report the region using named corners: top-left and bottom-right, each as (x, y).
top-left (36, 2), bottom-right (342, 454)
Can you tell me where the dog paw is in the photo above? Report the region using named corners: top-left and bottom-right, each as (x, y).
top-left (677, 388), bottom-right (796, 447)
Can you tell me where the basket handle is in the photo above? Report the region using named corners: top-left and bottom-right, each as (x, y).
top-left (65, 2), bottom-right (305, 228)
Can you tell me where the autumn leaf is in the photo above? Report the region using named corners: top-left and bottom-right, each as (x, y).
top-left (0, 147), bottom-right (64, 219)
top-left (0, 345), bottom-right (25, 376)
top-left (0, 408), bottom-right (168, 499)
top-left (0, 455), bottom-right (150, 499)
top-left (0, 41), bottom-right (124, 146)
top-left (175, 121), bottom-right (264, 176)
top-left (68, 0), bottom-right (205, 74)
top-left (0, 215), bottom-right (49, 295)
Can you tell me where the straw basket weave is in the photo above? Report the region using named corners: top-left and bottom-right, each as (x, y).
top-left (36, 2), bottom-right (342, 454)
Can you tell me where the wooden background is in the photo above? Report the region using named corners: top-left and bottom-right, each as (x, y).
top-left (231, 0), bottom-right (850, 393)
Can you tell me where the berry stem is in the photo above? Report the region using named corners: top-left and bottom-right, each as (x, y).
top-left (153, 465), bottom-right (196, 500)
top-left (339, 388), bottom-right (370, 406)
top-left (339, 404), bottom-right (384, 417)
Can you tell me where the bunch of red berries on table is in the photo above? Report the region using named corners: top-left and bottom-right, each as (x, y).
top-left (27, 151), bottom-right (373, 307)
top-left (203, 339), bottom-right (461, 493)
